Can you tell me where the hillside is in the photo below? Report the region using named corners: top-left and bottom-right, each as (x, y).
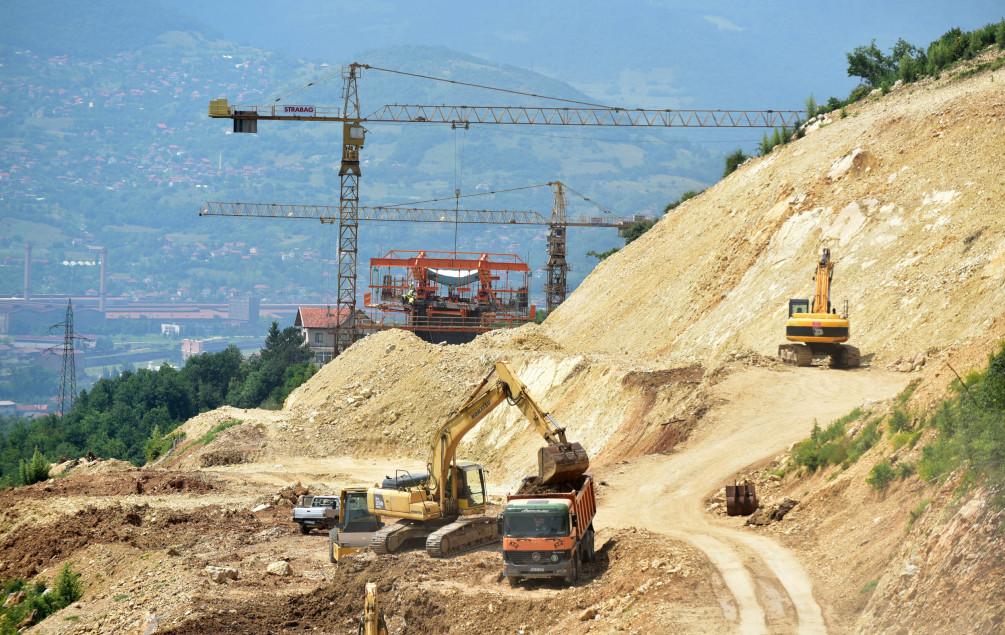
top-left (544, 54), bottom-right (1005, 366)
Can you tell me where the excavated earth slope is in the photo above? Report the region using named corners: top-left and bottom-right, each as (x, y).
top-left (545, 58), bottom-right (1005, 368)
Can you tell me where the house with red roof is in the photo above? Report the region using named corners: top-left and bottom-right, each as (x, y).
top-left (294, 307), bottom-right (372, 364)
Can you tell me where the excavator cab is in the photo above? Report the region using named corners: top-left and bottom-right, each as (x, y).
top-left (451, 462), bottom-right (487, 513)
top-left (329, 487), bottom-right (384, 564)
top-left (788, 298), bottom-right (810, 317)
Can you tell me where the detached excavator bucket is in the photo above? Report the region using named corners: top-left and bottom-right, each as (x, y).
top-left (725, 481), bottom-right (759, 516)
top-left (538, 442), bottom-right (590, 484)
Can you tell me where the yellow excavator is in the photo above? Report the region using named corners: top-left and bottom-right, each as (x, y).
top-left (367, 360), bottom-right (590, 557)
top-left (778, 248), bottom-right (861, 368)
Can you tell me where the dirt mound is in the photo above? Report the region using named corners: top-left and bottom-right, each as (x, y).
top-left (0, 504), bottom-right (264, 579)
top-left (543, 60), bottom-right (1005, 369)
top-left (161, 528), bottom-right (725, 635)
top-left (0, 470), bottom-right (216, 502)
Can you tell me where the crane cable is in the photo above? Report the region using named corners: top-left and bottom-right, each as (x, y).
top-left (360, 64), bottom-right (619, 113)
top-left (382, 183), bottom-right (553, 208)
top-left (560, 182), bottom-right (615, 216)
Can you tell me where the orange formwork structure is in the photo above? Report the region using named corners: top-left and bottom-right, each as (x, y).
top-left (363, 250), bottom-right (535, 344)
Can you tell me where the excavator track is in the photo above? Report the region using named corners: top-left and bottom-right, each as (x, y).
top-left (425, 517), bottom-right (500, 558)
top-left (830, 344), bottom-right (861, 369)
top-left (778, 344), bottom-right (813, 367)
top-left (369, 522), bottom-right (432, 555)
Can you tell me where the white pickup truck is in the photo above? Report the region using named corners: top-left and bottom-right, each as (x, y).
top-left (292, 494), bottom-right (340, 534)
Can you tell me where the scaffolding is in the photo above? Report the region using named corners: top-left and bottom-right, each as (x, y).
top-left (364, 250), bottom-right (533, 344)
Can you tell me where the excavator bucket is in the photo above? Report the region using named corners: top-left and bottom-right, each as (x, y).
top-left (725, 481), bottom-right (758, 516)
top-left (538, 442), bottom-right (590, 484)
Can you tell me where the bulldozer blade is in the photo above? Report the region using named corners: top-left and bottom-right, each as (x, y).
top-left (538, 442), bottom-right (590, 484)
top-left (725, 481), bottom-right (758, 516)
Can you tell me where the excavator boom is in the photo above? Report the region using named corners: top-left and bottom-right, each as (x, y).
top-left (492, 362), bottom-right (590, 483)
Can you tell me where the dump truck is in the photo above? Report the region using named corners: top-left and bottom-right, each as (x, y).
top-left (501, 474), bottom-right (597, 586)
top-left (367, 360), bottom-right (589, 558)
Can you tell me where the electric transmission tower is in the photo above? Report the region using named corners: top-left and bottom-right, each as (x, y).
top-left (48, 300), bottom-right (88, 417)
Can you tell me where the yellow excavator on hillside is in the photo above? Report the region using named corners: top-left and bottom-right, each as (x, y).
top-left (778, 248), bottom-right (861, 368)
top-left (366, 361), bottom-right (590, 557)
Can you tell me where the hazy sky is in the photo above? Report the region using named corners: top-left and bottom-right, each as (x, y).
top-left (175, 0), bottom-right (1005, 108)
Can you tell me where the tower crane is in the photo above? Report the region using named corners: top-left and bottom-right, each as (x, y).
top-left (200, 180), bottom-right (624, 313)
top-left (208, 62), bottom-right (803, 352)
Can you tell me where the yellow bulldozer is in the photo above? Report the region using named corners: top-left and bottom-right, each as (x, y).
top-left (366, 360), bottom-right (590, 557)
top-left (778, 248), bottom-right (861, 368)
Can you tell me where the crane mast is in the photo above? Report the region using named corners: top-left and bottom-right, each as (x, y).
top-left (545, 182), bottom-right (569, 312)
top-left (336, 64), bottom-right (364, 352)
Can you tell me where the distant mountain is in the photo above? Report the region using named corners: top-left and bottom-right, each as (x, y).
top-left (0, 6), bottom-right (716, 306)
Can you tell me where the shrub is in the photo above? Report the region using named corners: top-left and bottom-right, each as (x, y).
top-left (847, 419), bottom-right (880, 464)
top-left (897, 462), bottom-right (916, 479)
top-left (52, 564), bottom-right (82, 605)
top-left (792, 409), bottom-right (875, 472)
top-left (199, 419), bottom-right (243, 446)
top-left (908, 499), bottom-right (930, 527)
top-left (17, 448), bottom-right (49, 486)
top-left (998, 20), bottom-right (1005, 50)
top-left (847, 84), bottom-right (873, 103)
top-left (917, 341), bottom-right (1005, 503)
top-left (867, 460), bottom-right (896, 491)
top-left (723, 149), bottom-right (749, 177)
top-left (587, 248), bottom-right (619, 261)
top-left (144, 426), bottom-right (184, 464)
top-left (758, 133), bottom-right (773, 156)
top-left (888, 407), bottom-right (911, 433)
top-left (0, 565), bottom-right (81, 631)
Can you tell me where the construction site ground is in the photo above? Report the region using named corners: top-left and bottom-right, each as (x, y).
top-left (6, 51), bottom-right (1005, 635)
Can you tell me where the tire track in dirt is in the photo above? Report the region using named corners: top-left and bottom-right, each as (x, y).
top-left (596, 366), bottom-right (909, 634)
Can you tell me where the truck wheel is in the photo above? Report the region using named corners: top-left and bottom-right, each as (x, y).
top-left (299, 524), bottom-right (311, 535)
top-left (507, 575), bottom-right (519, 588)
top-left (565, 554), bottom-right (580, 586)
top-left (584, 528), bottom-right (596, 563)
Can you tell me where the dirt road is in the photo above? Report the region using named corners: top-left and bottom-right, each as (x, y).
top-left (597, 366), bottom-right (909, 634)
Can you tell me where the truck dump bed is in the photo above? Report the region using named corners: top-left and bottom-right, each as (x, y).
top-left (509, 475), bottom-right (596, 540)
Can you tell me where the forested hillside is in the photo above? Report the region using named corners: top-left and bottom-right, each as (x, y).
top-left (0, 1), bottom-right (719, 305)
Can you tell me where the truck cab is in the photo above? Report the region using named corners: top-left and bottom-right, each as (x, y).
top-left (501, 475), bottom-right (596, 586)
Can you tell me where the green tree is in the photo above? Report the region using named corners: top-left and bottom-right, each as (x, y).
top-left (587, 248), bottom-right (619, 261)
top-left (52, 563), bottom-right (83, 604)
top-left (847, 40), bottom-right (896, 86)
top-left (997, 20), bottom-right (1005, 50)
top-left (17, 447), bottom-right (50, 485)
top-left (770, 128), bottom-right (783, 148)
top-left (620, 219), bottom-right (658, 244)
top-left (805, 94), bottom-right (818, 119)
top-left (723, 149), bottom-right (750, 177)
top-left (758, 133), bottom-right (773, 156)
